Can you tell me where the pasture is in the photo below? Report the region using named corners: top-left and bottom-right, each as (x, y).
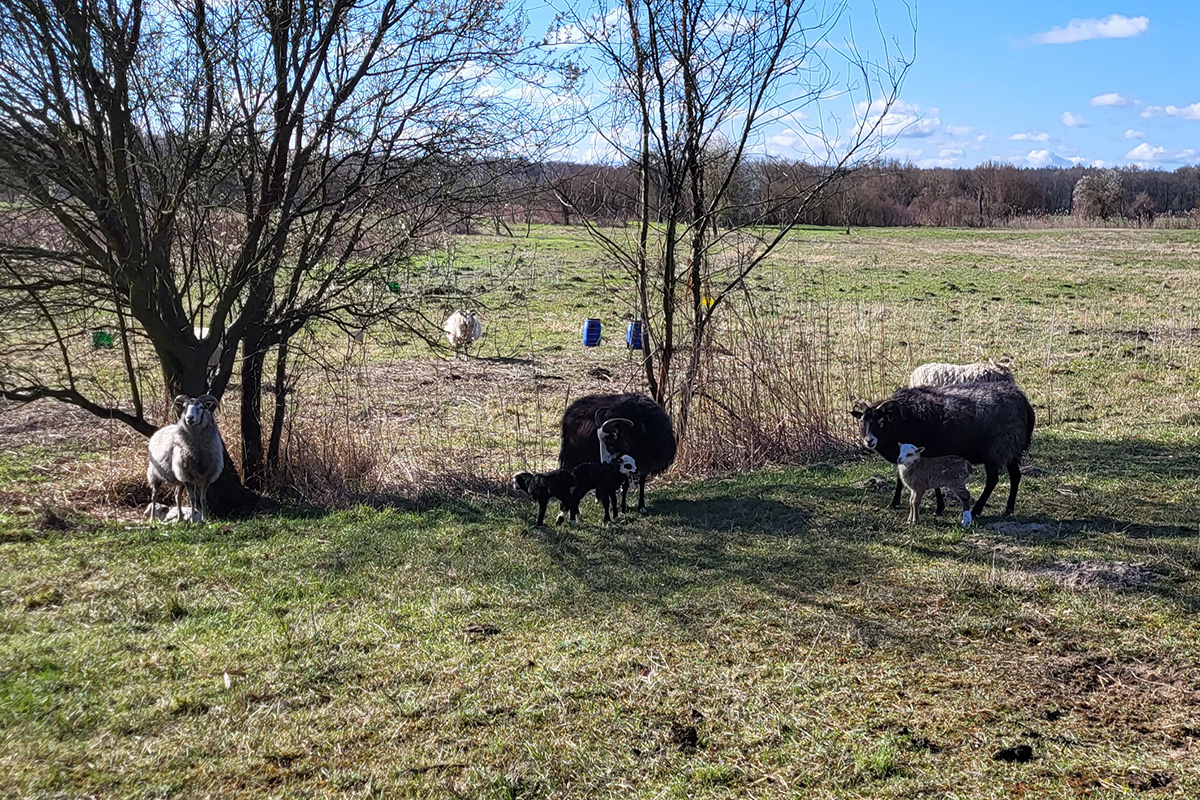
top-left (1, 226), bottom-right (1199, 798)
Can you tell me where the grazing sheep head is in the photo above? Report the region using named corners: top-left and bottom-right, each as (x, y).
top-left (896, 443), bottom-right (924, 466)
top-left (850, 399), bottom-right (902, 463)
top-left (594, 413), bottom-right (635, 462)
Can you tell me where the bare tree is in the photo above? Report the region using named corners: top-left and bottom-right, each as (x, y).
top-left (1072, 169), bottom-right (1124, 222)
top-left (551, 0), bottom-right (912, 438)
top-left (0, 0), bottom-right (567, 502)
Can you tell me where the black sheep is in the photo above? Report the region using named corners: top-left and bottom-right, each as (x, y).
top-left (559, 393), bottom-right (676, 513)
top-left (566, 455), bottom-right (638, 523)
top-left (512, 469), bottom-right (577, 525)
top-left (851, 381), bottom-right (1035, 517)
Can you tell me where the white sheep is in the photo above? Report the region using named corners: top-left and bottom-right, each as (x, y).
top-left (442, 310), bottom-right (483, 358)
top-left (147, 394), bottom-right (224, 523)
top-left (908, 359), bottom-right (1013, 388)
top-left (194, 326), bottom-right (224, 375)
top-left (896, 443), bottom-right (973, 526)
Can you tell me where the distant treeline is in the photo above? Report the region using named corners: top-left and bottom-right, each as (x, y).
top-left (479, 161), bottom-right (1200, 231)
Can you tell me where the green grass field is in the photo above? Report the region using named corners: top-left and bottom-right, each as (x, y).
top-left (2, 226), bottom-right (1199, 798)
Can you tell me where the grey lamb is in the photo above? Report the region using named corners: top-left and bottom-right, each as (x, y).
top-left (147, 394), bottom-right (224, 523)
top-left (896, 443), bottom-right (973, 526)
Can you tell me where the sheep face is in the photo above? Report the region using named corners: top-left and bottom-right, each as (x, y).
top-left (896, 443), bottom-right (924, 466)
top-left (617, 454), bottom-right (638, 478)
top-left (595, 416), bottom-right (635, 462)
top-left (174, 394), bottom-right (218, 428)
top-left (850, 400), bottom-right (902, 463)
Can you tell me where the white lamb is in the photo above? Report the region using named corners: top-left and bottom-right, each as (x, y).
top-left (896, 443), bottom-right (973, 526)
top-left (908, 359), bottom-right (1013, 388)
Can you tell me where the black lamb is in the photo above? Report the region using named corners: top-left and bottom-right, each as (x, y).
top-left (558, 393), bottom-right (676, 514)
top-left (851, 380), bottom-right (1035, 517)
top-left (512, 469), bottom-right (577, 525)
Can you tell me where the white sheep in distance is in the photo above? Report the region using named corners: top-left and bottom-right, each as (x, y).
top-left (908, 359), bottom-right (1014, 388)
top-left (896, 443), bottom-right (973, 526)
top-left (147, 394), bottom-right (224, 523)
top-left (442, 310), bottom-right (483, 358)
top-left (194, 326), bottom-right (224, 376)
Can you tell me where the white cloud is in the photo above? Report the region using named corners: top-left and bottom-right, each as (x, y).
top-left (976, 134), bottom-right (988, 142)
top-left (1126, 143), bottom-right (1165, 162)
top-left (1011, 131), bottom-right (1051, 142)
top-left (1123, 129), bottom-right (1146, 140)
top-left (1024, 150), bottom-right (1080, 168)
top-left (1061, 112), bottom-right (1089, 128)
top-left (1031, 14), bottom-right (1149, 45)
top-left (1090, 92), bottom-right (1136, 107)
top-left (944, 124), bottom-right (972, 136)
top-left (1125, 142), bottom-right (1199, 165)
top-left (854, 99), bottom-right (941, 139)
top-left (1140, 102), bottom-right (1200, 120)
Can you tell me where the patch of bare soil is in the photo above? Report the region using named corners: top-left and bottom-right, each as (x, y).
top-left (1033, 560), bottom-right (1160, 591)
top-left (1032, 654), bottom-right (1200, 741)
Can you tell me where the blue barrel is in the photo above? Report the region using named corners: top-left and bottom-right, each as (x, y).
top-left (625, 320), bottom-right (643, 350)
top-left (581, 317), bottom-right (602, 347)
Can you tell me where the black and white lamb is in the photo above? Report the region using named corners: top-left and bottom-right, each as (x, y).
top-left (566, 455), bottom-right (638, 523)
top-left (147, 394), bottom-right (224, 523)
top-left (558, 393), bottom-right (676, 514)
top-left (896, 443), bottom-right (973, 526)
top-left (852, 380), bottom-right (1035, 517)
top-left (512, 468), bottom-right (577, 526)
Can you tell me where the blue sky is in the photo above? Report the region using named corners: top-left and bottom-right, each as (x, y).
top-left (873, 1), bottom-right (1200, 169)
top-left (528, 1), bottom-right (1199, 169)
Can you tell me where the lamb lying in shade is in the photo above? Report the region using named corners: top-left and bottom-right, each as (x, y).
top-left (896, 443), bottom-right (973, 526)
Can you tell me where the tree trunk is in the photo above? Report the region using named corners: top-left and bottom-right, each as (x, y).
top-left (240, 329), bottom-right (268, 491)
top-left (266, 339), bottom-right (290, 474)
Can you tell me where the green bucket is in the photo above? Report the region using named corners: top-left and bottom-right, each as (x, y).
top-left (92, 330), bottom-right (114, 349)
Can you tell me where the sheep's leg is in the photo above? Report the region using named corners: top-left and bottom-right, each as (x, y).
top-left (536, 498), bottom-right (548, 526)
top-left (890, 477), bottom-right (903, 508)
top-left (908, 489), bottom-right (923, 524)
top-left (197, 485), bottom-right (208, 523)
top-left (972, 462), bottom-right (1000, 517)
top-left (174, 485), bottom-right (186, 524)
top-left (1004, 458), bottom-right (1022, 516)
top-left (149, 479), bottom-right (158, 525)
top-left (637, 476), bottom-right (647, 514)
top-left (601, 490), bottom-right (612, 523)
top-left (933, 487), bottom-right (946, 515)
top-left (620, 480), bottom-right (629, 513)
top-left (950, 485), bottom-right (973, 526)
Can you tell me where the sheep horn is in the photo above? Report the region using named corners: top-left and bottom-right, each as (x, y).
top-left (198, 394), bottom-right (219, 412)
top-left (598, 417), bottom-right (634, 431)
